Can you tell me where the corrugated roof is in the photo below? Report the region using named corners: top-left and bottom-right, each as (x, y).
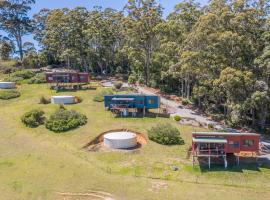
top-left (112, 98), bottom-right (135, 101)
top-left (192, 138), bottom-right (228, 143)
top-left (192, 132), bottom-right (259, 136)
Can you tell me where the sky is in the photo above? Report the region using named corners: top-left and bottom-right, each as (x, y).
top-left (29, 0), bottom-right (209, 16)
top-left (1, 0), bottom-right (209, 50)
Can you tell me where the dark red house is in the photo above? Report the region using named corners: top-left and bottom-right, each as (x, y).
top-left (192, 132), bottom-right (260, 169)
top-left (45, 72), bottom-right (89, 84)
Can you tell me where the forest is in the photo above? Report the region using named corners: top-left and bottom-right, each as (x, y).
top-left (1, 0), bottom-right (270, 132)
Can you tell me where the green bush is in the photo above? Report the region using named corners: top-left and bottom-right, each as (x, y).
top-left (21, 109), bottom-right (45, 128)
top-left (39, 96), bottom-right (50, 104)
top-left (182, 99), bottom-right (190, 106)
top-left (128, 75), bottom-right (137, 85)
top-left (113, 81), bottom-right (123, 90)
top-left (27, 73), bottom-right (46, 84)
top-left (148, 123), bottom-right (184, 145)
top-left (10, 69), bottom-right (35, 79)
top-left (174, 115), bottom-right (182, 122)
top-left (45, 108), bottom-right (87, 133)
top-left (0, 90), bottom-right (20, 100)
top-left (5, 69), bottom-right (36, 83)
top-left (208, 123), bottom-right (214, 129)
top-left (93, 88), bottom-right (114, 102)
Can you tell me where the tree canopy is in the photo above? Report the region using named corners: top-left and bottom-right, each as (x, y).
top-left (1, 0), bottom-right (270, 132)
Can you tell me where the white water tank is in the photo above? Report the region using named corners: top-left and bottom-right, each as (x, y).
top-left (51, 96), bottom-right (75, 104)
top-left (0, 82), bottom-right (16, 89)
top-left (104, 131), bottom-right (137, 149)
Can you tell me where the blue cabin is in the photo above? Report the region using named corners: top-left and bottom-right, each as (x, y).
top-left (104, 94), bottom-right (160, 116)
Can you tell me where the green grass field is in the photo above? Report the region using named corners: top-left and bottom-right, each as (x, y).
top-left (0, 84), bottom-right (270, 200)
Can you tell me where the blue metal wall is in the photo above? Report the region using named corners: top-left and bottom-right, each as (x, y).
top-left (104, 95), bottom-right (160, 109)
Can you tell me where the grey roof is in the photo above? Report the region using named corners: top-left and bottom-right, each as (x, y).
top-left (192, 137), bottom-right (228, 143)
top-left (192, 132), bottom-right (259, 136)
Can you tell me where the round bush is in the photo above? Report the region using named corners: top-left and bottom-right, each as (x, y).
top-left (21, 109), bottom-right (45, 128)
top-left (45, 108), bottom-right (87, 133)
top-left (39, 96), bottom-right (51, 104)
top-left (148, 123), bottom-right (184, 145)
top-left (174, 115), bottom-right (182, 122)
top-left (182, 99), bottom-right (190, 106)
top-left (0, 90), bottom-right (20, 100)
top-left (208, 123), bottom-right (214, 129)
top-left (113, 81), bottom-right (123, 90)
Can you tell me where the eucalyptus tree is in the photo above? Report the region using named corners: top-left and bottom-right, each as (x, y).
top-left (84, 7), bottom-right (125, 74)
top-left (123, 0), bottom-right (163, 85)
top-left (0, 36), bottom-right (14, 60)
top-left (0, 0), bottom-right (35, 60)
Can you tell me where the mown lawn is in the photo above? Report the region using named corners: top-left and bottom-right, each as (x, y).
top-left (0, 84), bottom-right (270, 200)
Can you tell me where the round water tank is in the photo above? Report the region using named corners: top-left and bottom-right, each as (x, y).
top-left (104, 132), bottom-right (137, 149)
top-left (0, 82), bottom-right (16, 89)
top-left (51, 96), bottom-right (75, 104)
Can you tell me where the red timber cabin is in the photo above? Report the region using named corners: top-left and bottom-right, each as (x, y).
top-left (45, 71), bottom-right (89, 84)
top-left (192, 132), bottom-right (260, 169)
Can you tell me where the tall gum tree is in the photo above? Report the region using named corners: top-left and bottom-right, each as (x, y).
top-left (0, 0), bottom-right (35, 60)
top-left (124, 0), bottom-right (163, 86)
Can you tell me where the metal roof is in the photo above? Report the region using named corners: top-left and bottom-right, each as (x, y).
top-left (192, 137), bottom-right (228, 143)
top-left (112, 97), bottom-right (135, 101)
top-left (192, 132), bottom-right (259, 136)
top-left (106, 94), bottom-right (158, 97)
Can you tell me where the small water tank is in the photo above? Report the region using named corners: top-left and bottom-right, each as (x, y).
top-left (104, 131), bottom-right (137, 149)
top-left (0, 82), bottom-right (16, 89)
top-left (51, 96), bottom-right (75, 104)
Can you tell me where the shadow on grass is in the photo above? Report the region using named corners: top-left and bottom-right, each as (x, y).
top-left (197, 156), bottom-right (270, 173)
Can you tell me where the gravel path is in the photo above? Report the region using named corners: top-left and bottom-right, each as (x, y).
top-left (137, 86), bottom-right (216, 126)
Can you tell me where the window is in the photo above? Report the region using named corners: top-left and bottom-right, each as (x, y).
top-left (48, 77), bottom-right (53, 81)
top-left (243, 140), bottom-right (254, 147)
top-left (148, 99), bottom-right (155, 104)
top-left (228, 141), bottom-right (240, 148)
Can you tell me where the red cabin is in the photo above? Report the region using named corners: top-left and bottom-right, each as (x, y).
top-left (192, 132), bottom-right (260, 169)
top-left (45, 72), bottom-right (89, 84)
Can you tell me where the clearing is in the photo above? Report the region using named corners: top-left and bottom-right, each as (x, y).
top-left (0, 84), bottom-right (270, 200)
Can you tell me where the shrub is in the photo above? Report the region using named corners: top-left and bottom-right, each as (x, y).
top-left (148, 123), bottom-right (184, 145)
top-left (10, 69), bottom-right (35, 79)
top-left (5, 69), bottom-right (36, 83)
top-left (27, 73), bottom-right (46, 84)
top-left (21, 109), bottom-right (45, 128)
top-left (93, 88), bottom-right (114, 102)
top-left (45, 108), bottom-right (87, 132)
top-left (182, 99), bottom-right (190, 106)
top-left (113, 81), bottom-right (123, 90)
top-left (0, 90), bottom-right (20, 100)
top-left (128, 75), bottom-right (136, 85)
top-left (75, 96), bottom-right (83, 104)
top-left (174, 115), bottom-right (182, 122)
top-left (208, 123), bottom-right (214, 129)
top-left (39, 96), bottom-right (51, 104)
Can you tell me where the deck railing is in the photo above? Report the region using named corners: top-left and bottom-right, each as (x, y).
top-left (194, 149), bottom-right (226, 156)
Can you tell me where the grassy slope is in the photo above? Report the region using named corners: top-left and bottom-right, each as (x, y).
top-left (0, 84), bottom-right (270, 200)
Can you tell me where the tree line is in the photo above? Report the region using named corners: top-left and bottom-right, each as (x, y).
top-left (1, 0), bottom-right (270, 132)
